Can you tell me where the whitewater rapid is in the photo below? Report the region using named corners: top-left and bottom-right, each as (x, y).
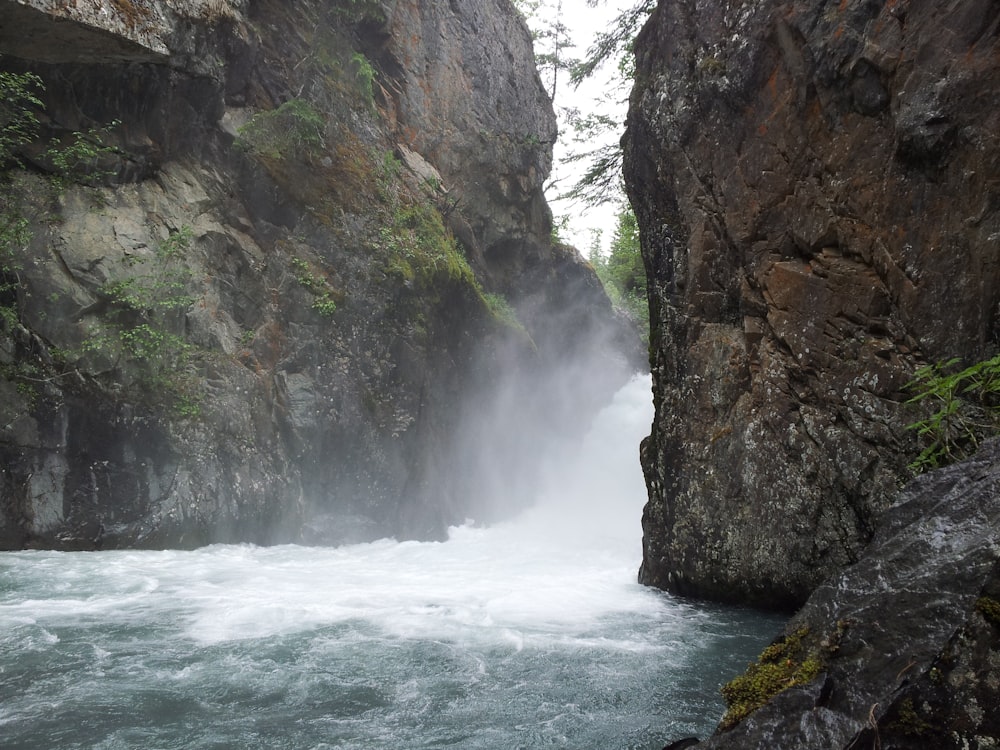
top-left (0, 376), bottom-right (782, 749)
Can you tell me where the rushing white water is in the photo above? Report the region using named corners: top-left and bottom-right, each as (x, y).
top-left (0, 376), bottom-right (782, 750)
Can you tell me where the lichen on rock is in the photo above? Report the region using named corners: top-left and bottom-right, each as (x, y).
top-left (625, 0), bottom-right (1000, 608)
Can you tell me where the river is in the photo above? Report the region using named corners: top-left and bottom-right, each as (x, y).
top-left (0, 376), bottom-right (782, 749)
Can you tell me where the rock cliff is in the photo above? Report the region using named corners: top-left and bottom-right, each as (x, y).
top-left (0, 0), bottom-right (638, 549)
top-left (624, 0), bottom-right (1000, 607)
top-left (671, 440), bottom-right (1000, 749)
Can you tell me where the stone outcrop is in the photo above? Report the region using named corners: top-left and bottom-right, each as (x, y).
top-left (624, 0), bottom-right (1000, 607)
top-left (0, 0), bottom-right (638, 549)
top-left (672, 440), bottom-right (1000, 749)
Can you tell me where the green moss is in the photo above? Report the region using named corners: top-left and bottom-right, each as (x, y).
top-left (719, 627), bottom-right (824, 731)
top-left (482, 292), bottom-right (527, 335)
top-left (380, 201), bottom-right (475, 287)
top-left (975, 596), bottom-right (1000, 627)
top-left (889, 698), bottom-right (933, 737)
top-left (698, 55), bottom-right (727, 77)
top-left (330, 0), bottom-right (384, 23)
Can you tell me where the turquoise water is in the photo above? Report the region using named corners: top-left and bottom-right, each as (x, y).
top-left (0, 378), bottom-right (783, 749)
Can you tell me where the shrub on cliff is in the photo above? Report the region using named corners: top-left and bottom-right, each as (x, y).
top-left (235, 99), bottom-right (326, 162)
top-left (1, 67), bottom-right (117, 326)
top-left (1, 69), bottom-right (43, 313)
top-left (0, 69), bottom-right (42, 167)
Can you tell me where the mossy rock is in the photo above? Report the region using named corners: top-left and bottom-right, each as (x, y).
top-left (975, 596), bottom-right (1000, 627)
top-left (887, 697), bottom-right (933, 737)
top-left (719, 626), bottom-right (824, 730)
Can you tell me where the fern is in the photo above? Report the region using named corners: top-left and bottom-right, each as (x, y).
top-left (905, 354), bottom-right (1000, 472)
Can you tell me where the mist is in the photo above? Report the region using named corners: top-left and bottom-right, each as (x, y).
top-left (0, 366), bottom-right (785, 749)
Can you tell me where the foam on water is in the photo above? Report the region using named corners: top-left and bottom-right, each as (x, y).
top-left (0, 376), bottom-right (783, 749)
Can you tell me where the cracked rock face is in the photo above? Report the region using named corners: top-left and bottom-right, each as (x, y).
top-left (624, 0), bottom-right (1000, 607)
top-left (0, 0), bottom-right (638, 550)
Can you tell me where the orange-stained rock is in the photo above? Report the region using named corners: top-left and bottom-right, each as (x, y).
top-left (625, 0), bottom-right (1000, 608)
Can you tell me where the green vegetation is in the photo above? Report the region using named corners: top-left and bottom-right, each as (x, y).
top-left (101, 226), bottom-right (194, 313)
top-left (568, 0), bottom-right (656, 86)
top-left (482, 292), bottom-right (527, 335)
top-left (1, 69), bottom-right (44, 330)
top-left (1, 68), bottom-right (43, 168)
top-left (45, 120), bottom-right (120, 189)
top-left (374, 149), bottom-right (473, 287)
top-left (380, 201), bottom-right (476, 286)
top-left (1, 65), bottom-right (200, 417)
top-left (331, 0), bottom-right (384, 23)
top-left (82, 226), bottom-right (202, 416)
top-left (589, 203), bottom-right (649, 344)
top-left (0, 223), bottom-right (26, 329)
top-left (291, 256), bottom-right (338, 317)
top-left (551, 214), bottom-right (570, 244)
top-left (1, 67), bottom-right (118, 330)
top-left (380, 149), bottom-right (402, 180)
top-left (889, 698), bottom-right (933, 737)
top-left (905, 353), bottom-right (1000, 473)
top-left (350, 52), bottom-right (376, 107)
top-left (373, 144), bottom-right (528, 338)
top-left (515, 0), bottom-right (576, 100)
top-left (235, 98), bottom-right (326, 162)
top-left (516, 0), bottom-right (655, 206)
top-left (719, 627), bottom-right (824, 731)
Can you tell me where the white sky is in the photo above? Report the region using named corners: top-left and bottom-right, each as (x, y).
top-left (541, 1), bottom-right (634, 256)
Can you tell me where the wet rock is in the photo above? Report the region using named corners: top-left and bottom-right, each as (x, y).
top-left (0, 0), bottom-right (638, 549)
top-left (692, 440), bottom-right (1000, 749)
top-left (625, 0), bottom-right (1000, 607)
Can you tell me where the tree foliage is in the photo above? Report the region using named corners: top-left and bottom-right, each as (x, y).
top-left (513, 0), bottom-right (656, 206)
top-left (570, 0), bottom-right (656, 86)
top-left (589, 203), bottom-right (648, 343)
top-left (1, 69), bottom-right (43, 168)
top-left (0, 64), bottom-right (197, 415)
top-left (235, 98), bottom-right (327, 162)
top-left (513, 0), bottom-right (578, 101)
top-left (560, 0), bottom-right (655, 206)
top-left (1, 69), bottom-right (44, 327)
top-left (2, 66), bottom-right (119, 331)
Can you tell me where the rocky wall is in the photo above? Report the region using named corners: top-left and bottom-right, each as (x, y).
top-left (0, 0), bottom-right (638, 549)
top-left (625, 0), bottom-right (1000, 607)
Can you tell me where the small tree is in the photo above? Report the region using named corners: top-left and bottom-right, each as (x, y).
top-left (1, 70), bottom-right (43, 263)
top-left (560, 0), bottom-right (656, 207)
top-left (514, 0), bottom-right (579, 102)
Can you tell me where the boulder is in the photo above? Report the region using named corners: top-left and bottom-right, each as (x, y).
top-left (683, 440), bottom-right (1000, 749)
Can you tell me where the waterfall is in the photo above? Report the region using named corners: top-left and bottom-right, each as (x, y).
top-left (0, 375), bottom-right (782, 750)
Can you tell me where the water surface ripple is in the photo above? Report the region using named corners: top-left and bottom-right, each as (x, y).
top-left (0, 378), bottom-right (782, 749)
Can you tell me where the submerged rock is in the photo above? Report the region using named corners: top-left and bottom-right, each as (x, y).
top-left (625, 0), bottom-right (1000, 607)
